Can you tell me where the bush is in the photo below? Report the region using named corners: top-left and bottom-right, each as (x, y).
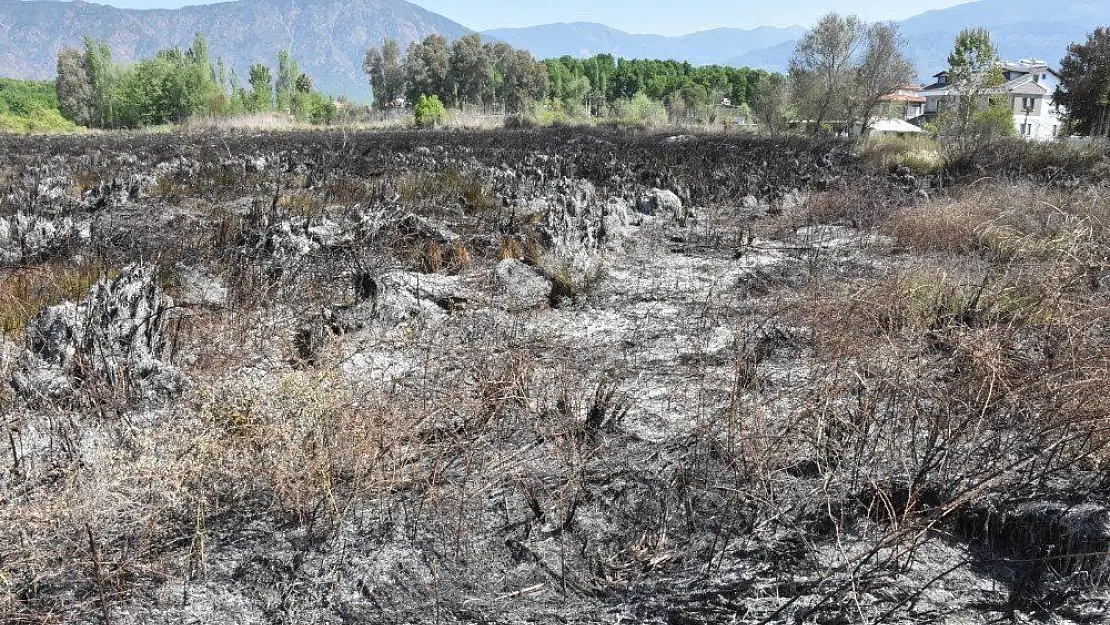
top-left (859, 135), bottom-right (944, 174)
top-left (975, 101), bottom-right (1016, 138)
top-left (413, 94), bottom-right (446, 128)
top-left (0, 78), bottom-right (75, 133)
top-left (613, 92), bottom-right (668, 128)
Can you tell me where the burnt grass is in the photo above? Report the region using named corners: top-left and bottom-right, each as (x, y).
top-left (1, 128), bottom-right (1110, 624)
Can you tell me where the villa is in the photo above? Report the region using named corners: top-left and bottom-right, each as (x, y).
top-left (915, 59), bottom-right (1065, 141)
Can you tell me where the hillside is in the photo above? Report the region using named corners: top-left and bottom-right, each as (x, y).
top-left (0, 0), bottom-right (471, 99)
top-left (726, 0), bottom-right (1106, 75)
top-left (482, 22), bottom-right (805, 66)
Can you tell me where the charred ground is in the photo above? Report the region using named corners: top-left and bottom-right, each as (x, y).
top-left (1, 129), bottom-right (1110, 624)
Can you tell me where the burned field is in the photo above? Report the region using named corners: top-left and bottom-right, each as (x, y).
top-left (1, 128), bottom-right (1110, 624)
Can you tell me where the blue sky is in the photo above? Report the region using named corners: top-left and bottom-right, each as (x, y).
top-left (66, 0), bottom-right (976, 35)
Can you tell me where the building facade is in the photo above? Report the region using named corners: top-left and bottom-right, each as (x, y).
top-left (915, 59), bottom-right (1065, 141)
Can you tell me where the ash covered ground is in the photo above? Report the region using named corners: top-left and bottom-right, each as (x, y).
top-left (2, 129), bottom-right (1110, 624)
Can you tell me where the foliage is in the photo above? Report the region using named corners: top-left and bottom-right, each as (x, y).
top-left (448, 34), bottom-right (495, 107)
top-left (975, 100), bottom-right (1017, 137)
top-left (401, 35), bottom-right (451, 106)
top-left (367, 34), bottom-right (547, 114)
top-left (490, 42), bottom-right (550, 114)
top-left (751, 73), bottom-right (791, 137)
top-left (612, 92), bottom-right (668, 127)
top-left (53, 35), bottom-right (333, 128)
top-left (56, 47), bottom-right (94, 126)
top-left (364, 37), bottom-right (406, 108)
top-left (851, 22), bottom-right (916, 133)
top-left (369, 34), bottom-right (763, 121)
top-left (788, 13), bottom-right (915, 136)
top-left (248, 63), bottom-right (273, 113)
top-left (0, 79), bottom-right (74, 132)
top-left (1057, 27), bottom-right (1110, 137)
top-left (938, 28), bottom-right (1011, 156)
top-left (0, 78), bottom-right (59, 116)
top-left (274, 50), bottom-right (300, 114)
top-left (112, 39), bottom-right (221, 128)
top-left (546, 55), bottom-right (771, 119)
top-left (789, 13), bottom-right (865, 134)
top-left (412, 94), bottom-right (446, 128)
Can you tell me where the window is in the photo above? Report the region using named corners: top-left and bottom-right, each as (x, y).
top-left (1021, 97), bottom-right (1036, 112)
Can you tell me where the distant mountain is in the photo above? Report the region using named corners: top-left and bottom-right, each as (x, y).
top-left (894, 0), bottom-right (1107, 77)
top-left (0, 0), bottom-right (471, 99)
top-left (483, 22), bottom-right (805, 66)
top-left (728, 0), bottom-right (1108, 78)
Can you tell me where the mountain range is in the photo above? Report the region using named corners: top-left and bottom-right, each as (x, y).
top-left (0, 0), bottom-right (1106, 99)
top-left (483, 22), bottom-right (807, 67)
top-left (0, 0), bottom-right (470, 98)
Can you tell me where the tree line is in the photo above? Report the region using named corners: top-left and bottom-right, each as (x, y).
top-left (545, 56), bottom-right (772, 117)
top-left (364, 34), bottom-right (775, 119)
top-left (56, 35), bottom-right (335, 129)
top-left (364, 34), bottom-right (550, 114)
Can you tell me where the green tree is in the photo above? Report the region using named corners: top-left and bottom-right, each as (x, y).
top-left (364, 38), bottom-right (406, 108)
top-left (56, 47), bottom-right (94, 126)
top-left (849, 22), bottom-right (915, 135)
top-left (111, 39), bottom-right (220, 127)
top-left (248, 63), bottom-right (274, 113)
top-left (413, 93), bottom-right (446, 127)
top-left (491, 43), bottom-right (548, 113)
top-left (940, 28), bottom-right (1012, 153)
top-left (83, 38), bottom-right (116, 128)
top-left (295, 73), bottom-right (313, 94)
top-left (1058, 27), bottom-right (1110, 137)
top-left (788, 13), bottom-right (865, 135)
top-left (404, 35), bottom-right (450, 104)
top-left (274, 50), bottom-right (300, 113)
top-left (752, 73), bottom-right (791, 137)
top-left (448, 34), bottom-right (494, 108)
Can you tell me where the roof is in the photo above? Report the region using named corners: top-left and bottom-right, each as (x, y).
top-left (999, 60), bottom-right (1061, 78)
top-left (883, 92), bottom-right (927, 104)
top-left (916, 73), bottom-right (1053, 98)
top-left (1006, 79), bottom-right (1051, 95)
top-left (870, 118), bottom-right (925, 134)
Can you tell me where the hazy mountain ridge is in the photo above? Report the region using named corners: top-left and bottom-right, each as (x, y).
top-left (482, 22), bottom-right (806, 66)
top-left (0, 0), bottom-right (471, 98)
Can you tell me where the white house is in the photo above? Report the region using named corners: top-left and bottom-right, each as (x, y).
top-left (881, 86), bottom-right (927, 121)
top-left (916, 59), bottom-right (1065, 141)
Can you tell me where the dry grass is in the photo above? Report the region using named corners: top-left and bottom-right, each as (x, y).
top-left (859, 135), bottom-right (944, 174)
top-left (184, 113), bottom-right (312, 133)
top-left (881, 184), bottom-right (1103, 263)
top-left (0, 368), bottom-right (429, 620)
top-left (399, 168), bottom-right (497, 212)
top-left (5, 130), bottom-right (1110, 624)
top-left (0, 262), bottom-right (117, 336)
